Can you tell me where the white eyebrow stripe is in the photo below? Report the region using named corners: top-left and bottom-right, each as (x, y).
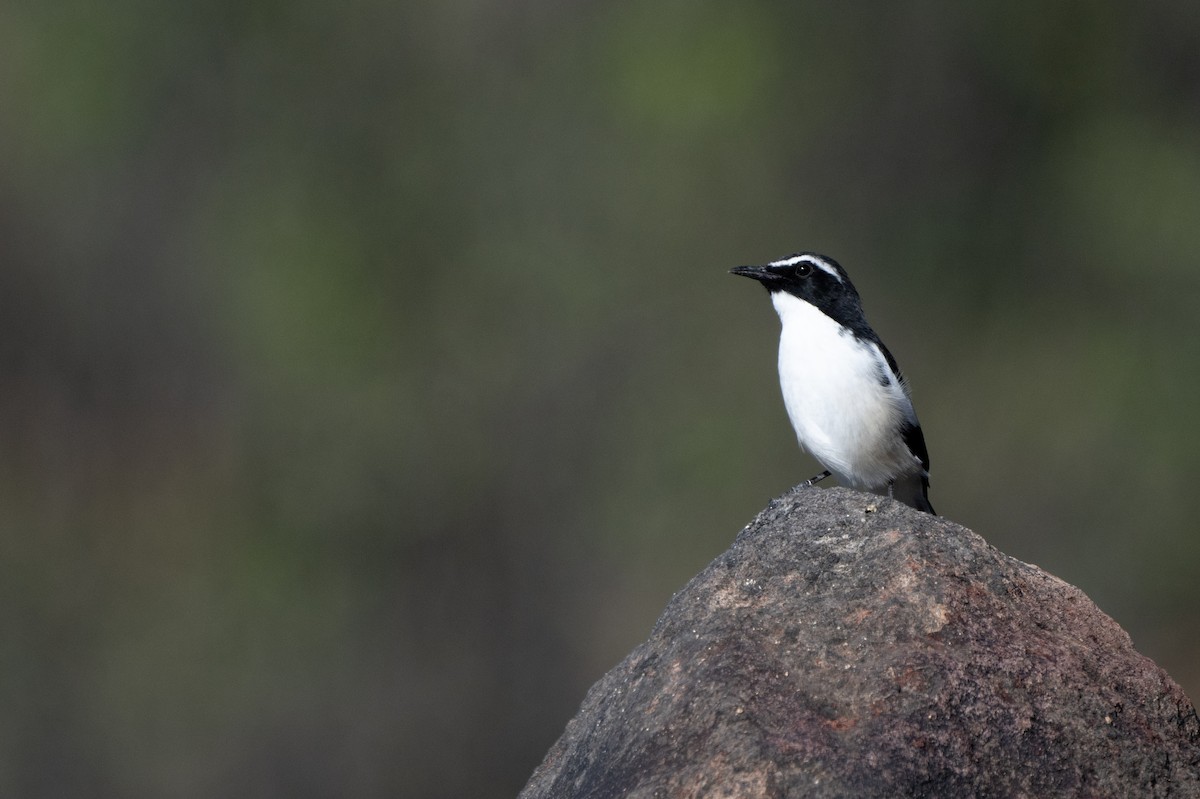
top-left (768, 254), bottom-right (843, 284)
top-left (768, 255), bottom-right (808, 267)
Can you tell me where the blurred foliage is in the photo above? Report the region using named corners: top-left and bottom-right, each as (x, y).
top-left (1, 1), bottom-right (1199, 796)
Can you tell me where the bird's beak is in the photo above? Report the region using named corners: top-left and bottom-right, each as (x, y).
top-left (729, 264), bottom-right (781, 283)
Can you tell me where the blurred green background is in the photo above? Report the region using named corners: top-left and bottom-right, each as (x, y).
top-left (2, 1), bottom-right (1198, 796)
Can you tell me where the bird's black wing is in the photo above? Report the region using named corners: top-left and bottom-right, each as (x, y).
top-left (901, 419), bottom-right (931, 476)
top-left (864, 331), bottom-right (905, 386)
top-left (882, 337), bottom-right (935, 512)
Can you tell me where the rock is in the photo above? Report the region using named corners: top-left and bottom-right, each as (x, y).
top-left (519, 487), bottom-right (1200, 799)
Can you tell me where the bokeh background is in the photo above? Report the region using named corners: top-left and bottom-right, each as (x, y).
top-left (2, 2), bottom-right (1199, 796)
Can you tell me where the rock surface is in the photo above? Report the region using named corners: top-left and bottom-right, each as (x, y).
top-left (520, 487), bottom-right (1200, 799)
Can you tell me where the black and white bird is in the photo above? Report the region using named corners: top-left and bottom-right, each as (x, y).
top-left (731, 252), bottom-right (935, 514)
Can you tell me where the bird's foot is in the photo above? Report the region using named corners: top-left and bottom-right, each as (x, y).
top-left (801, 470), bottom-right (832, 488)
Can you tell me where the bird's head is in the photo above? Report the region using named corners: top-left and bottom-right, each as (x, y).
top-left (730, 251), bottom-right (864, 326)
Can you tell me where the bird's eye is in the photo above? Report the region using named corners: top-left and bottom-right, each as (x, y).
top-left (794, 262), bottom-right (813, 277)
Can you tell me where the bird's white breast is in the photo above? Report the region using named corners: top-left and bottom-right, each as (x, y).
top-left (770, 292), bottom-right (920, 488)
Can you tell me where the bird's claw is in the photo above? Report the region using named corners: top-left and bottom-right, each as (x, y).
top-left (801, 470), bottom-right (832, 488)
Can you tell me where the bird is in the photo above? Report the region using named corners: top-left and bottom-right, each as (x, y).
top-left (730, 251), bottom-right (935, 514)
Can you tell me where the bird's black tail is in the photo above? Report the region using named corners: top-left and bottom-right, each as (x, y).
top-left (891, 474), bottom-right (935, 515)
top-left (897, 420), bottom-right (935, 514)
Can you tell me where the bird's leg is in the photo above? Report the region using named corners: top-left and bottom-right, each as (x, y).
top-left (802, 470), bottom-right (832, 487)
top-left (887, 481), bottom-right (895, 499)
